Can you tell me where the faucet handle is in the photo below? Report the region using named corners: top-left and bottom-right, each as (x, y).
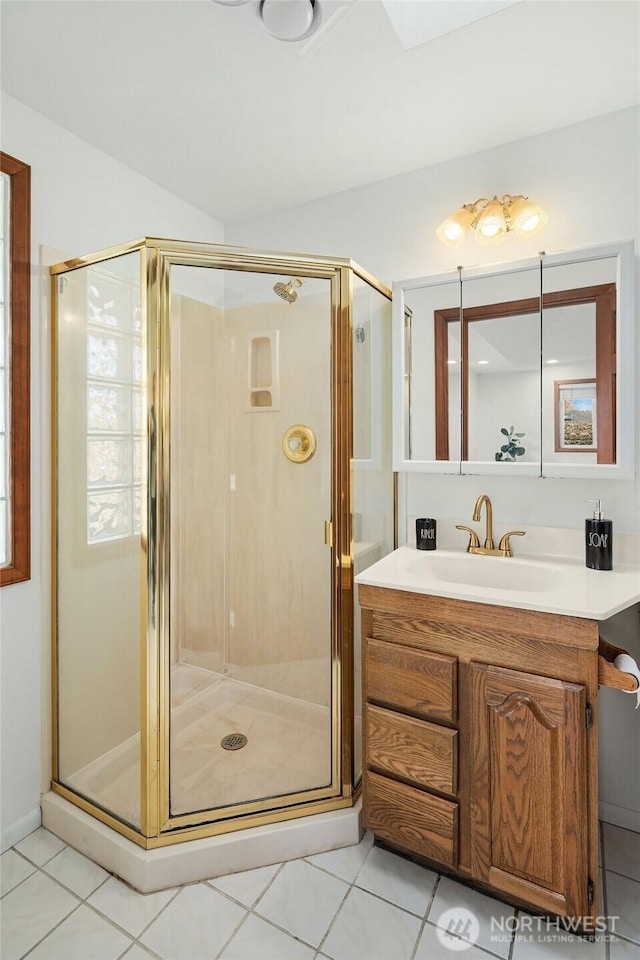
top-left (456, 525), bottom-right (480, 551)
top-left (498, 530), bottom-right (526, 557)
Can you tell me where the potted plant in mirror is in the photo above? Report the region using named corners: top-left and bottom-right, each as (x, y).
top-left (495, 426), bottom-right (526, 462)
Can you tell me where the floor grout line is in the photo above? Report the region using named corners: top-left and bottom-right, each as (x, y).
top-left (603, 865), bottom-right (640, 884)
top-left (409, 873), bottom-right (440, 960)
top-left (314, 880), bottom-right (352, 957)
top-left (213, 903), bottom-right (252, 960)
top-left (508, 910), bottom-right (519, 960)
top-left (18, 900), bottom-right (84, 960)
top-left (6, 822), bottom-right (640, 960)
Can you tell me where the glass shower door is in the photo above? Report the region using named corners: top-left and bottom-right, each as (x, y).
top-left (167, 264), bottom-right (334, 819)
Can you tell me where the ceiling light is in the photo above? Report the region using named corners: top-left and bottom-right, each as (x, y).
top-left (546, 358), bottom-right (559, 364)
top-left (259, 0), bottom-right (321, 41)
top-left (436, 195), bottom-right (548, 248)
top-left (477, 360), bottom-right (490, 365)
top-left (447, 359), bottom-right (457, 364)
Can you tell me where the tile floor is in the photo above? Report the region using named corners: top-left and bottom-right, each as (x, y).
top-left (1, 822), bottom-right (638, 960)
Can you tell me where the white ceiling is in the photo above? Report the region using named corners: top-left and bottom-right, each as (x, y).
top-left (1, 0), bottom-right (639, 224)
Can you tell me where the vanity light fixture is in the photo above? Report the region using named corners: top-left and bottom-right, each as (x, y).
top-left (437, 195), bottom-right (548, 248)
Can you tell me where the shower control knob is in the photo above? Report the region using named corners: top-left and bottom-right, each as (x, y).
top-left (282, 425), bottom-right (317, 463)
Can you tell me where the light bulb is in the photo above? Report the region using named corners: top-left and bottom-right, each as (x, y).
top-left (475, 197), bottom-right (507, 247)
top-left (436, 206), bottom-right (474, 248)
top-left (474, 198), bottom-right (508, 245)
top-left (509, 196), bottom-right (549, 239)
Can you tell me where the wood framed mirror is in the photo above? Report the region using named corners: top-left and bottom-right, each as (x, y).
top-left (434, 282), bottom-right (616, 464)
top-left (392, 241), bottom-right (634, 479)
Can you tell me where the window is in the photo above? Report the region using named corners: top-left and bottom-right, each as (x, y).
top-left (0, 152), bottom-right (30, 586)
top-left (85, 265), bottom-right (142, 544)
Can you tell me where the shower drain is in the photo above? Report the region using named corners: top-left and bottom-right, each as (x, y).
top-left (221, 733), bottom-right (248, 751)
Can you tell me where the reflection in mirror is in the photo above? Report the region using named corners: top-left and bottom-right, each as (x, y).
top-left (403, 306), bottom-right (412, 459)
top-left (403, 278), bottom-right (461, 465)
top-left (394, 241), bottom-right (632, 478)
top-left (437, 266), bottom-right (542, 471)
top-left (542, 257), bottom-right (617, 465)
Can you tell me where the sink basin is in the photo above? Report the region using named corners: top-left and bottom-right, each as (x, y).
top-left (429, 554), bottom-right (558, 593)
top-left (355, 546), bottom-right (640, 619)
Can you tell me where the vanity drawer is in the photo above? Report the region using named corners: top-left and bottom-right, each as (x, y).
top-left (365, 637), bottom-right (457, 722)
top-left (366, 704), bottom-right (457, 796)
top-left (365, 770), bottom-right (458, 868)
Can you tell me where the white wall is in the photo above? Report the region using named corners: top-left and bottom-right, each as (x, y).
top-left (228, 106), bottom-right (640, 828)
top-left (0, 94), bottom-right (225, 850)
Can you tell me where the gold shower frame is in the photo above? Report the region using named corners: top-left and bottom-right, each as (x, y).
top-left (50, 237), bottom-right (392, 849)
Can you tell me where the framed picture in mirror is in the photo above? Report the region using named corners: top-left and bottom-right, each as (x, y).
top-left (555, 379), bottom-right (597, 452)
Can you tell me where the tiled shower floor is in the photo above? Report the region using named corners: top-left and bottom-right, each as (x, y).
top-left (1, 822), bottom-right (639, 960)
top-left (66, 664), bottom-right (335, 823)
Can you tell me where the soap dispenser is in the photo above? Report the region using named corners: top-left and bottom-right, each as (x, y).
top-left (585, 499), bottom-right (613, 571)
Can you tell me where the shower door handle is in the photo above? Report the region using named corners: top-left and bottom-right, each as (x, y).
top-left (324, 521), bottom-right (334, 548)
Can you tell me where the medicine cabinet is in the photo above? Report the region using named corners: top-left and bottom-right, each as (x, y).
top-left (392, 241), bottom-right (634, 479)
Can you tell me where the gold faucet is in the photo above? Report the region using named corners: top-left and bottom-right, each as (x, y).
top-left (456, 494), bottom-right (526, 557)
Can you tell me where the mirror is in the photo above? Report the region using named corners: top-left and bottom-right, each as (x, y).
top-left (393, 241), bottom-right (634, 479)
top-left (541, 253), bottom-right (619, 478)
top-left (458, 262), bottom-right (541, 476)
top-left (397, 275), bottom-right (461, 472)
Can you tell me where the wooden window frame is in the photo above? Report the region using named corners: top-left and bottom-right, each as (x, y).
top-left (1, 152), bottom-right (31, 586)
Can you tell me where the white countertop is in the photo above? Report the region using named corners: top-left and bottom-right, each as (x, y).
top-left (354, 545), bottom-right (640, 621)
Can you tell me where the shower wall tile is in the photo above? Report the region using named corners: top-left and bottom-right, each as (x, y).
top-left (171, 295), bottom-right (227, 669)
top-left (226, 294), bottom-right (332, 677)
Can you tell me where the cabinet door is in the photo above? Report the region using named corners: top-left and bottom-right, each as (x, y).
top-left (470, 663), bottom-right (589, 917)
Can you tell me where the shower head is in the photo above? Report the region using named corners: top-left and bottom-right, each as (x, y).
top-left (273, 277), bottom-right (304, 304)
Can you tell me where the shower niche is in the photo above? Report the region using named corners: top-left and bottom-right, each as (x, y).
top-left (50, 237), bottom-right (394, 849)
top-left (247, 330), bottom-right (279, 409)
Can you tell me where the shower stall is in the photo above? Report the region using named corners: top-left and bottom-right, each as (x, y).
top-left (50, 238), bottom-right (394, 848)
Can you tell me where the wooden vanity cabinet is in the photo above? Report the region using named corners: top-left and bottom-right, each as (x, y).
top-left (360, 585), bottom-right (601, 922)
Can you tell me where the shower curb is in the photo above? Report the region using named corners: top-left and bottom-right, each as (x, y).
top-left (41, 791), bottom-right (362, 893)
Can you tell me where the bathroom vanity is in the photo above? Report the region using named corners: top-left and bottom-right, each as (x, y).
top-left (356, 547), bottom-right (640, 923)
